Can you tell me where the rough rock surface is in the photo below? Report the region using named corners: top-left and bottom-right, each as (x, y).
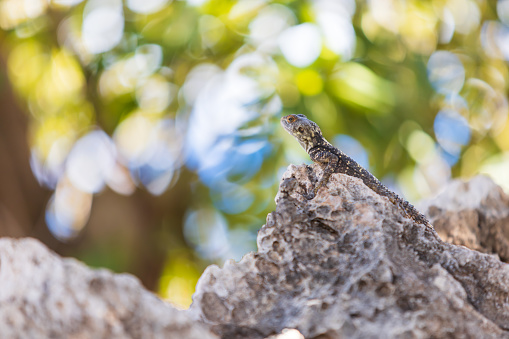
top-left (420, 175), bottom-right (509, 261)
top-left (0, 238), bottom-right (216, 339)
top-left (191, 164), bottom-right (509, 339)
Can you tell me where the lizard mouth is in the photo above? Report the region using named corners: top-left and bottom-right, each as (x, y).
top-left (280, 117), bottom-right (293, 134)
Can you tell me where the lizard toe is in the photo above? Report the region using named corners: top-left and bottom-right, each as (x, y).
top-left (303, 192), bottom-right (315, 200)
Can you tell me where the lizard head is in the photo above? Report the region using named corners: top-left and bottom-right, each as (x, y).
top-left (281, 114), bottom-right (323, 152)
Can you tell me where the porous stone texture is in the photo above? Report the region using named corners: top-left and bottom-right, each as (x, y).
top-left (0, 238), bottom-right (216, 339)
top-left (419, 175), bottom-right (509, 261)
top-left (191, 164), bottom-right (509, 339)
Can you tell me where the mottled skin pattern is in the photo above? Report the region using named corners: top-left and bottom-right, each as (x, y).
top-left (281, 114), bottom-right (432, 228)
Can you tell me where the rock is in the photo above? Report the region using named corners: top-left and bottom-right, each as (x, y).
top-left (0, 237), bottom-right (216, 339)
top-left (419, 175), bottom-right (509, 261)
top-left (4, 166), bottom-right (509, 339)
top-left (190, 164), bottom-right (509, 339)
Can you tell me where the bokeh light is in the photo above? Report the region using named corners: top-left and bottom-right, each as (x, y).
top-left (45, 177), bottom-right (93, 241)
top-left (127, 0), bottom-right (169, 14)
top-left (185, 52), bottom-right (278, 188)
top-left (434, 109), bottom-right (470, 165)
top-left (66, 130), bottom-right (116, 193)
top-left (0, 0), bottom-right (47, 29)
top-left (314, 0), bottom-right (356, 60)
top-left (82, 0), bottom-right (124, 54)
top-left (249, 4), bottom-right (295, 54)
top-left (184, 208), bottom-right (229, 260)
top-left (279, 23), bottom-right (322, 68)
top-left (427, 51), bottom-right (465, 95)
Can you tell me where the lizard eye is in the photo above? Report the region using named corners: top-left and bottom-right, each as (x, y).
top-left (287, 116), bottom-right (296, 123)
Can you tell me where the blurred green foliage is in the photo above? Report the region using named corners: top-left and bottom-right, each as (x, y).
top-left (1, 0), bottom-right (509, 308)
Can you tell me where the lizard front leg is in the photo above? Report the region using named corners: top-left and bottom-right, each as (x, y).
top-left (305, 147), bottom-right (339, 199)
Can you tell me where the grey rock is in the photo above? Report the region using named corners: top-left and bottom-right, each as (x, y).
top-left (191, 164), bottom-right (509, 339)
top-left (420, 175), bottom-right (509, 261)
top-left (0, 237), bottom-right (216, 339)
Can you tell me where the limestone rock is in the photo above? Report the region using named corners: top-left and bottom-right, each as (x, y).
top-left (191, 164), bottom-right (509, 339)
top-left (0, 237), bottom-right (216, 339)
top-left (419, 175), bottom-right (509, 261)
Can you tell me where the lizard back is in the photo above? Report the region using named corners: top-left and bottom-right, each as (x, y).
top-left (281, 114), bottom-right (433, 228)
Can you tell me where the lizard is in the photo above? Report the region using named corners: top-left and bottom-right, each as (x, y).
top-left (281, 113), bottom-right (432, 228)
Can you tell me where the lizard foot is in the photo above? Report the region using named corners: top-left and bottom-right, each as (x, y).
top-left (303, 192), bottom-right (315, 200)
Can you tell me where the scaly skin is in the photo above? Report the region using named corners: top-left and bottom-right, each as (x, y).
top-left (281, 114), bottom-right (432, 228)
